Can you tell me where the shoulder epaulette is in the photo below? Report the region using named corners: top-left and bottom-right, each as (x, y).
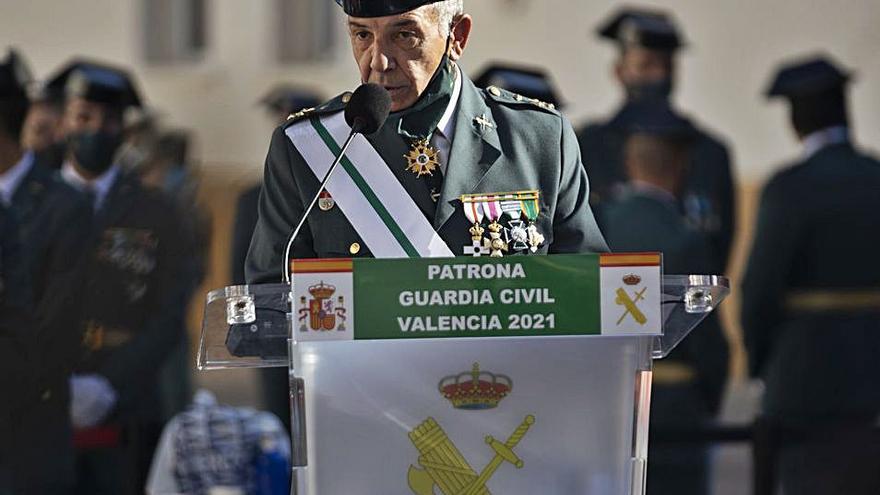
top-left (484, 85), bottom-right (558, 113)
top-left (285, 91), bottom-right (352, 125)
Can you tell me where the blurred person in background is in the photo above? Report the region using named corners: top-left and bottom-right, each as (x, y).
top-left (742, 55), bottom-right (880, 495)
top-left (20, 83), bottom-right (65, 156)
top-left (0, 203), bottom-right (30, 495)
top-left (0, 49), bottom-right (92, 495)
top-left (137, 129), bottom-right (211, 423)
top-left (45, 58), bottom-right (190, 495)
top-left (600, 100), bottom-right (728, 495)
top-left (472, 63), bottom-right (565, 110)
top-left (577, 7), bottom-right (736, 274)
top-left (230, 85), bottom-right (322, 432)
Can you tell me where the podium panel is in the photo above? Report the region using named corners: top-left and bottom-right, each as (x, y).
top-left (292, 336), bottom-right (650, 494)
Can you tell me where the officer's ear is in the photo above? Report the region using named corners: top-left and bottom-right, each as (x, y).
top-left (447, 14), bottom-right (472, 62)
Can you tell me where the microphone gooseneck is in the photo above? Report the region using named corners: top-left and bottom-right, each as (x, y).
top-left (281, 84), bottom-right (392, 283)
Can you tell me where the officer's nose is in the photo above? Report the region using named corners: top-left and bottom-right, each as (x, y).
top-left (369, 44), bottom-right (395, 74)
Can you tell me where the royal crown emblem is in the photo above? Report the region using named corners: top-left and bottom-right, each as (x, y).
top-left (438, 363), bottom-right (512, 410)
top-left (623, 274), bottom-right (642, 286)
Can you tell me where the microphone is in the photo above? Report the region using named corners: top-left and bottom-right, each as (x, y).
top-left (345, 83), bottom-right (392, 134)
top-left (281, 84), bottom-right (392, 283)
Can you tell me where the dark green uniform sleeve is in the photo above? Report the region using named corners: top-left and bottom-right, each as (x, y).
top-left (741, 176), bottom-right (803, 377)
top-left (246, 127), bottom-right (317, 284)
top-left (550, 117), bottom-right (609, 254)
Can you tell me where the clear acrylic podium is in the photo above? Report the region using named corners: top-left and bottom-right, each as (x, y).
top-left (198, 254), bottom-right (728, 495)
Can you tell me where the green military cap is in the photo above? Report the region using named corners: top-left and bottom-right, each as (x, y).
top-left (765, 55), bottom-right (851, 99)
top-left (597, 7), bottom-right (685, 51)
top-left (335, 0), bottom-right (444, 17)
top-left (45, 58), bottom-right (142, 109)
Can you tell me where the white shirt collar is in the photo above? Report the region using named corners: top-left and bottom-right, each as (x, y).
top-left (802, 125), bottom-right (849, 160)
top-left (0, 151), bottom-right (35, 206)
top-left (436, 63), bottom-right (462, 141)
top-left (61, 162), bottom-right (120, 210)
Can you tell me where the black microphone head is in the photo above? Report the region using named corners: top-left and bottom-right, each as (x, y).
top-left (344, 83), bottom-right (391, 134)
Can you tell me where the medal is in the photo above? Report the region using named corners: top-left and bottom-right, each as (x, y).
top-left (500, 197), bottom-right (529, 252)
top-left (481, 197), bottom-right (508, 257)
top-left (318, 190), bottom-right (335, 211)
top-left (462, 199), bottom-right (489, 257)
top-left (521, 195), bottom-right (545, 252)
top-left (404, 138), bottom-right (440, 178)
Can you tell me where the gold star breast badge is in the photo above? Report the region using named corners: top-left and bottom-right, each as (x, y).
top-left (404, 138), bottom-right (440, 178)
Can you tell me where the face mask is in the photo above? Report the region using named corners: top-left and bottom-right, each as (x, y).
top-left (625, 79), bottom-right (673, 102)
top-left (67, 131), bottom-right (122, 175)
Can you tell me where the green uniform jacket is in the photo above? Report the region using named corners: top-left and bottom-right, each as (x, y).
top-left (246, 75), bottom-right (607, 283)
top-left (741, 142), bottom-right (880, 420)
top-left (577, 109), bottom-right (736, 273)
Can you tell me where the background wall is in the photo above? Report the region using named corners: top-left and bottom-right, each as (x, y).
top-left (3, 0), bottom-right (879, 183)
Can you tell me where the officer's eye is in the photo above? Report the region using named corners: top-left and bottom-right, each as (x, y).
top-left (395, 31), bottom-right (420, 49)
top-left (352, 30), bottom-right (372, 42)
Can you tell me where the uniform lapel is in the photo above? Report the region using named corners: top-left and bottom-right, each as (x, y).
top-left (434, 77), bottom-right (501, 230)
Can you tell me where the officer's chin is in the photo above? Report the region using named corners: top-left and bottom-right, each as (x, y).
top-left (388, 88), bottom-right (416, 113)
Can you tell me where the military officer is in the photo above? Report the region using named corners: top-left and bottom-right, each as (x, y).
top-left (600, 101), bottom-right (728, 495)
top-left (742, 55), bottom-right (880, 495)
top-left (1, 49), bottom-right (93, 494)
top-left (47, 59), bottom-right (189, 495)
top-left (576, 7), bottom-right (735, 273)
top-left (246, 0), bottom-right (607, 283)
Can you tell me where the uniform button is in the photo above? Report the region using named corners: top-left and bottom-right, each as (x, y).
top-left (41, 389), bottom-right (52, 401)
top-left (349, 242), bottom-right (361, 255)
top-left (341, 92), bottom-right (352, 103)
top-left (487, 86), bottom-right (501, 96)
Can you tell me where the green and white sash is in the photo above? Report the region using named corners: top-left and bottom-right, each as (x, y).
top-left (286, 112), bottom-right (454, 258)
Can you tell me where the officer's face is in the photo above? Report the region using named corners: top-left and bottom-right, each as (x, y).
top-left (21, 102), bottom-right (63, 152)
top-left (615, 47), bottom-right (675, 87)
top-left (348, 7), bottom-right (471, 112)
top-left (63, 97), bottom-right (123, 136)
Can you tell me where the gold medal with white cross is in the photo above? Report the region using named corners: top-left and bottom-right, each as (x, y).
top-left (404, 138), bottom-right (440, 178)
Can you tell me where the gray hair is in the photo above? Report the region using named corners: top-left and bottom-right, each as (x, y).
top-left (433, 0), bottom-right (464, 37)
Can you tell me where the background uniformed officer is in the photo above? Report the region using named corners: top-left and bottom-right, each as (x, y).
top-left (46, 58), bottom-right (190, 495)
top-left (230, 86), bottom-right (323, 433)
top-left (0, 48), bottom-right (93, 495)
top-left (599, 100), bottom-right (729, 495)
top-left (742, 55), bottom-right (880, 495)
top-left (577, 7), bottom-right (736, 274)
top-left (246, 0), bottom-right (607, 284)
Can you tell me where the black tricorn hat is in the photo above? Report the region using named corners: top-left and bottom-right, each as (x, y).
top-left (258, 85), bottom-right (323, 115)
top-left (473, 63), bottom-right (564, 108)
top-left (597, 7), bottom-right (684, 51)
top-left (0, 48), bottom-right (32, 99)
top-left (45, 58), bottom-right (142, 109)
top-left (335, 0), bottom-right (445, 17)
top-left (765, 55), bottom-right (851, 99)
